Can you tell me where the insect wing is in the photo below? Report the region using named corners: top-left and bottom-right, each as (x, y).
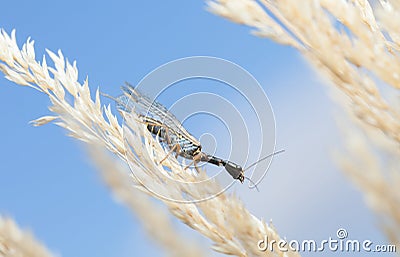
top-left (116, 84), bottom-right (200, 145)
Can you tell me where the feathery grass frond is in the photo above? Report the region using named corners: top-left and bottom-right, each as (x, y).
top-left (88, 146), bottom-right (208, 257)
top-left (207, 0), bottom-right (400, 246)
top-left (0, 216), bottom-right (55, 257)
top-left (207, 0), bottom-right (400, 144)
top-left (0, 29), bottom-right (298, 257)
top-left (335, 124), bottom-right (400, 246)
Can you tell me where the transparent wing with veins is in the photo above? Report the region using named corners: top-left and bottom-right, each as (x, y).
top-left (116, 83), bottom-right (200, 146)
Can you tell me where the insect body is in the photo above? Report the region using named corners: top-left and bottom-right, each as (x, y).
top-left (143, 116), bottom-right (203, 160)
top-left (115, 84), bottom-right (247, 183)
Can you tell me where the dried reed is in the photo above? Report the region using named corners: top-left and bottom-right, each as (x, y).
top-left (207, 0), bottom-right (400, 246)
top-left (0, 29), bottom-right (299, 257)
top-left (88, 146), bottom-right (208, 257)
top-left (0, 216), bottom-right (55, 257)
top-left (207, 0), bottom-right (400, 143)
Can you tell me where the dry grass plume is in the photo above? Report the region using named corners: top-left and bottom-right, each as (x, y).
top-left (0, 29), bottom-right (298, 257)
top-left (0, 217), bottom-right (55, 257)
top-left (207, 0), bottom-right (400, 247)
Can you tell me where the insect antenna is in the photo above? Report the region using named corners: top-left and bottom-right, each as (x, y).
top-left (243, 149), bottom-right (285, 171)
top-left (244, 176), bottom-right (260, 192)
top-left (243, 149), bottom-right (285, 191)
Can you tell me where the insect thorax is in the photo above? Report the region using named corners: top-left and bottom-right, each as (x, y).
top-left (146, 122), bottom-right (202, 160)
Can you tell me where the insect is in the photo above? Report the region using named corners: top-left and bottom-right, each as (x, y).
top-left (111, 83), bottom-right (283, 186)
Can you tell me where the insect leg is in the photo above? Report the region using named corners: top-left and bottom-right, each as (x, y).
top-left (194, 164), bottom-right (202, 173)
top-left (159, 143), bottom-right (181, 165)
top-left (174, 144), bottom-right (182, 158)
top-left (184, 153), bottom-right (203, 173)
top-left (138, 118), bottom-right (184, 165)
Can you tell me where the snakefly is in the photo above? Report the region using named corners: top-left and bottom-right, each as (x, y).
top-left (110, 83), bottom-right (283, 185)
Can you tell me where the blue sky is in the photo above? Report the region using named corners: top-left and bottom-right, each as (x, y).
top-left (0, 1), bottom-right (391, 257)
